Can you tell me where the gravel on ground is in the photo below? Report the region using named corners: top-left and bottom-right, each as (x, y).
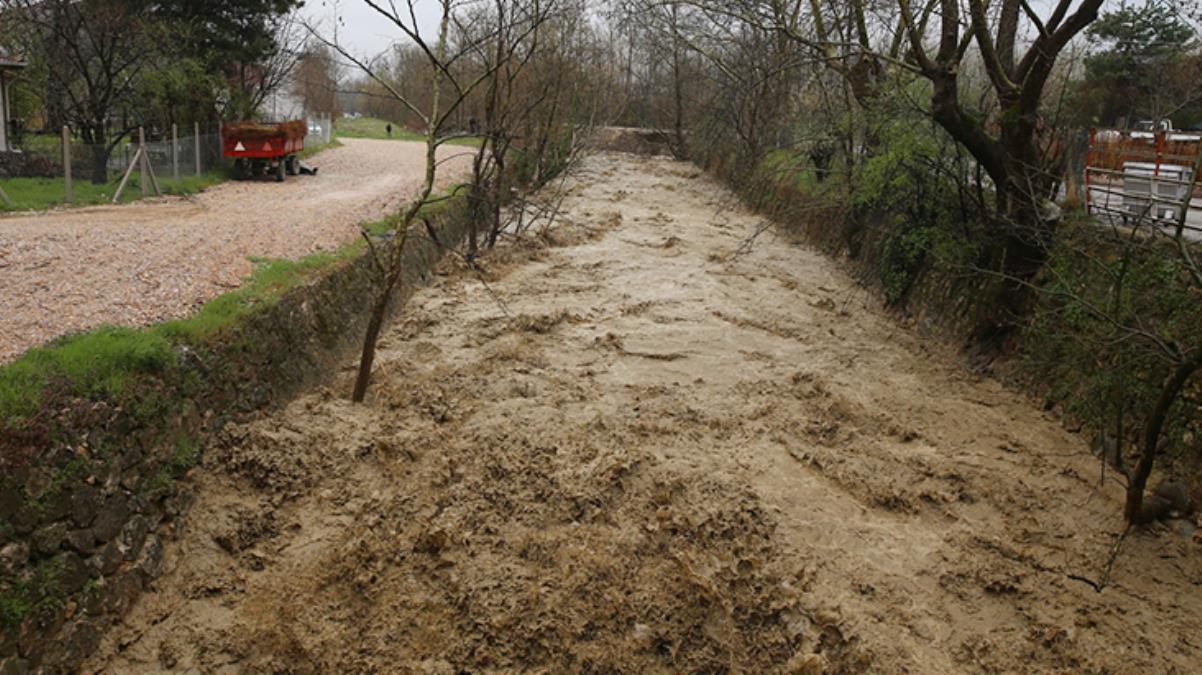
top-left (0, 138), bottom-right (474, 362)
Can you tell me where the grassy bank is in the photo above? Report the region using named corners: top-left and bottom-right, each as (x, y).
top-left (699, 133), bottom-right (1202, 493)
top-left (0, 183), bottom-right (472, 429)
top-left (0, 170), bottom-right (228, 212)
top-left (0, 233), bottom-right (364, 427)
top-left (0, 194), bottom-right (479, 664)
top-left (336, 116), bottom-right (481, 147)
top-left (0, 111), bottom-right (586, 671)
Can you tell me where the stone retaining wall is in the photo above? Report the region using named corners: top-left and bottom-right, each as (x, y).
top-left (0, 201), bottom-right (473, 673)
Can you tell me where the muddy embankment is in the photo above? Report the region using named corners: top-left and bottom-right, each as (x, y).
top-left (0, 199), bottom-right (475, 673)
top-left (81, 151), bottom-right (1202, 673)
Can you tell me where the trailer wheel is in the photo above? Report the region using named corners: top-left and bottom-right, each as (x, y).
top-left (275, 159), bottom-right (286, 182)
top-left (233, 158), bottom-right (247, 180)
top-left (286, 156), bottom-right (298, 176)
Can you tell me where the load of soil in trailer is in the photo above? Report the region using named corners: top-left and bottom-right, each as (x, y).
top-left (222, 120), bottom-right (309, 182)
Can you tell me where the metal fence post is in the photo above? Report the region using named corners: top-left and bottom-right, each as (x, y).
top-left (138, 127), bottom-right (148, 197)
top-left (194, 121), bottom-right (202, 175)
top-left (172, 123), bottom-right (179, 183)
top-left (61, 125), bottom-right (72, 204)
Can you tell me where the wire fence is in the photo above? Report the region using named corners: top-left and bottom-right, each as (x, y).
top-left (305, 113), bottom-right (334, 147)
top-left (0, 114), bottom-right (336, 209)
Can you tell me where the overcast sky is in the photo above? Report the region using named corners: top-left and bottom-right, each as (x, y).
top-left (303, 0), bottom-right (445, 61)
top-left (301, 0), bottom-right (1200, 62)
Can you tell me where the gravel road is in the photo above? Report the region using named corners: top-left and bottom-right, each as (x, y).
top-left (0, 138), bottom-right (474, 362)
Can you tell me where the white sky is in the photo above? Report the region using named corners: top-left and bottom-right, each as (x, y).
top-left (302, 0), bottom-right (445, 61)
top-left (302, 0), bottom-right (1199, 62)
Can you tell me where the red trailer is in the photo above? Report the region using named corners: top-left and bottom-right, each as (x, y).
top-left (222, 120), bottom-right (307, 182)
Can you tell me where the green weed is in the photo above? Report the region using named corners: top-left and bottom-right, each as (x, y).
top-left (155, 251), bottom-right (353, 343)
top-left (0, 170), bottom-right (227, 212)
top-left (335, 116), bottom-right (481, 147)
top-left (0, 327), bottom-right (175, 424)
top-left (298, 138), bottom-right (342, 160)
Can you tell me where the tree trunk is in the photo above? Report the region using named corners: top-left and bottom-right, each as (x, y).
top-left (955, 97), bottom-right (1058, 350)
top-left (351, 289), bottom-right (394, 403)
top-left (670, 4), bottom-right (686, 159)
top-left (973, 209), bottom-right (1054, 350)
top-left (88, 125), bottom-right (109, 184)
top-left (350, 0), bottom-right (450, 403)
top-left (468, 148), bottom-right (486, 258)
top-left (1124, 351), bottom-right (1202, 524)
top-left (487, 143), bottom-right (505, 248)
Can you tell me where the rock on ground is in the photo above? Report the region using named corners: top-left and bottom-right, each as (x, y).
top-left (0, 138), bottom-right (471, 363)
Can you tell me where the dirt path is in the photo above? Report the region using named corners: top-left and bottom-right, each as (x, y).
top-left (0, 138), bottom-right (472, 363)
top-left (84, 153), bottom-right (1202, 673)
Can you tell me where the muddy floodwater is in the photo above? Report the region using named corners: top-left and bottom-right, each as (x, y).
top-left (85, 153), bottom-right (1202, 673)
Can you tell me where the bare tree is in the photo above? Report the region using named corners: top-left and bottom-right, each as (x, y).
top-left (293, 42), bottom-right (342, 118)
top-left (453, 0), bottom-right (602, 255)
top-left (611, 1), bottom-right (695, 157)
top-left (309, 0), bottom-right (613, 401)
top-left (309, 0), bottom-right (453, 401)
top-left (310, 0), bottom-right (529, 401)
top-left (648, 0), bottom-right (1112, 342)
top-left (226, 10), bottom-right (306, 120)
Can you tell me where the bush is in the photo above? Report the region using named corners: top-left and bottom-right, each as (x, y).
top-left (1021, 218), bottom-right (1202, 474)
top-left (0, 151), bottom-right (62, 178)
top-left (847, 98), bottom-right (986, 305)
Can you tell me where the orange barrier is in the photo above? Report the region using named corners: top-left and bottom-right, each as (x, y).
top-left (1085, 128), bottom-right (1202, 225)
top-left (1087, 128), bottom-right (1200, 173)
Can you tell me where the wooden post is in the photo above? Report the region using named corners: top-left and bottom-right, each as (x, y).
top-left (146, 151), bottom-right (163, 196)
top-left (194, 121), bottom-right (202, 175)
top-left (138, 127), bottom-right (148, 197)
top-left (172, 123), bottom-right (179, 183)
top-left (1174, 145), bottom-right (1202, 239)
top-left (112, 147), bottom-right (142, 204)
top-left (61, 125), bottom-right (72, 204)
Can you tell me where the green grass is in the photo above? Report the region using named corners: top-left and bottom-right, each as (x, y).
top-left (0, 246), bottom-right (363, 426)
top-left (0, 327), bottom-right (175, 423)
top-left (156, 250), bottom-right (356, 343)
top-left (418, 183), bottom-right (472, 218)
top-left (0, 170), bottom-right (228, 213)
top-left (0, 553), bottom-right (71, 629)
top-left (336, 116), bottom-right (481, 147)
top-left (170, 434), bottom-right (200, 473)
top-left (0, 173), bottom-right (475, 430)
top-left (757, 149), bottom-right (820, 193)
top-left (18, 134), bottom-right (60, 156)
top-left (298, 137), bottom-right (342, 160)
top-left (0, 580), bottom-right (32, 628)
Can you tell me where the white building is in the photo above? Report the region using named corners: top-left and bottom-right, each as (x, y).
top-left (263, 85), bottom-right (305, 123)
